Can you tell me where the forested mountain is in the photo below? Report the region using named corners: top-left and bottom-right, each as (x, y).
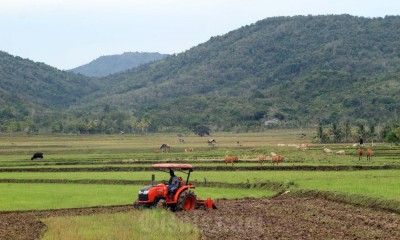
top-left (69, 52), bottom-right (168, 77)
top-left (0, 51), bottom-right (97, 132)
top-left (2, 15), bottom-right (400, 134)
top-left (85, 15), bottom-right (400, 131)
top-left (0, 51), bottom-right (97, 108)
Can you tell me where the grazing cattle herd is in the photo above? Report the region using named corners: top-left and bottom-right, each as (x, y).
top-left (151, 139), bottom-right (375, 166)
top-left (31, 137), bottom-right (375, 167)
top-left (34, 136), bottom-right (374, 166)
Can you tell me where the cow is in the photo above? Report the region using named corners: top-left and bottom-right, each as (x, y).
top-left (31, 152), bottom-right (43, 160)
top-left (357, 149), bottom-right (363, 161)
top-left (224, 156), bottom-right (238, 166)
top-left (298, 144), bottom-right (308, 151)
top-left (160, 144), bottom-right (170, 153)
top-left (185, 148), bottom-right (194, 152)
top-left (323, 148), bottom-right (333, 153)
top-left (207, 139), bottom-right (216, 148)
top-left (258, 155), bottom-right (266, 165)
top-left (366, 149), bottom-right (374, 161)
top-left (271, 153), bottom-right (285, 166)
top-left (336, 150), bottom-right (346, 155)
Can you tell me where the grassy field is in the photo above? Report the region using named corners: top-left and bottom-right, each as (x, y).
top-left (0, 183), bottom-right (276, 211)
top-left (42, 209), bottom-right (200, 240)
top-left (1, 169), bottom-right (399, 204)
top-left (1, 130), bottom-right (399, 168)
top-left (1, 131), bottom-right (399, 238)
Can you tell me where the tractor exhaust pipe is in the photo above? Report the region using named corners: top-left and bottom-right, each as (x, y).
top-left (152, 174), bottom-right (155, 186)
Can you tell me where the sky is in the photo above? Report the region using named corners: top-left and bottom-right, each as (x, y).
top-left (1, 0), bottom-right (399, 70)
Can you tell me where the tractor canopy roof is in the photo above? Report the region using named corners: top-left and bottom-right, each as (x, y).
top-left (152, 163), bottom-right (193, 170)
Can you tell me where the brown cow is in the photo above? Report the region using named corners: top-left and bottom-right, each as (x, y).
top-left (366, 149), bottom-right (373, 161)
top-left (357, 148), bottom-right (363, 161)
top-left (258, 155), bottom-right (266, 165)
top-left (224, 156), bottom-right (238, 166)
top-left (271, 153), bottom-right (285, 166)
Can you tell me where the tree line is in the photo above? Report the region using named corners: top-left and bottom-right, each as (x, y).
top-left (315, 121), bottom-right (400, 145)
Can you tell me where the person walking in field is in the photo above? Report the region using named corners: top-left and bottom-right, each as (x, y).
top-left (359, 137), bottom-right (364, 149)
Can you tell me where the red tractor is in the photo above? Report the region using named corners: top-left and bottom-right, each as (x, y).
top-left (134, 163), bottom-right (217, 211)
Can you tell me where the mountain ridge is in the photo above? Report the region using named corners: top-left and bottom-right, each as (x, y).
top-left (1, 14), bottom-right (400, 133)
top-left (69, 52), bottom-right (168, 77)
top-left (83, 15), bottom-right (400, 130)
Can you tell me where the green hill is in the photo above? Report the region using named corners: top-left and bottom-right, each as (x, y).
top-left (69, 52), bottom-right (168, 77)
top-left (2, 15), bottom-right (400, 133)
top-left (86, 15), bottom-right (400, 131)
top-left (0, 51), bottom-right (97, 132)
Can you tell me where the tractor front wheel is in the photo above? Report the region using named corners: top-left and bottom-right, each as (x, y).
top-left (154, 198), bottom-right (167, 209)
top-left (176, 190), bottom-right (197, 211)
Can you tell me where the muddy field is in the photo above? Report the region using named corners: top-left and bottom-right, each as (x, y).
top-left (177, 196), bottom-right (400, 239)
top-left (1, 196), bottom-right (399, 240)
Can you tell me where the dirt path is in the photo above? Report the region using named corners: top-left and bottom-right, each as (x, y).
top-left (1, 196), bottom-right (399, 240)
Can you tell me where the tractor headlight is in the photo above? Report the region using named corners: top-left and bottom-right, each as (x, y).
top-left (139, 190), bottom-right (149, 194)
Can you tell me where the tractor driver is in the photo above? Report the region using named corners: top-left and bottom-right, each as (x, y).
top-left (168, 169), bottom-right (180, 194)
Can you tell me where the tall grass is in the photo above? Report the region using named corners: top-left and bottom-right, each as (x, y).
top-left (42, 209), bottom-right (200, 240)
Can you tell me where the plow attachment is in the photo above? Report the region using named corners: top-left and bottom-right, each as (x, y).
top-left (197, 198), bottom-right (217, 209)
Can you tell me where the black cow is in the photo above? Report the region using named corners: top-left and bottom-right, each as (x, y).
top-left (31, 152), bottom-right (43, 160)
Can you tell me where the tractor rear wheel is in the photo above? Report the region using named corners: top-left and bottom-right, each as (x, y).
top-left (176, 190), bottom-right (197, 211)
